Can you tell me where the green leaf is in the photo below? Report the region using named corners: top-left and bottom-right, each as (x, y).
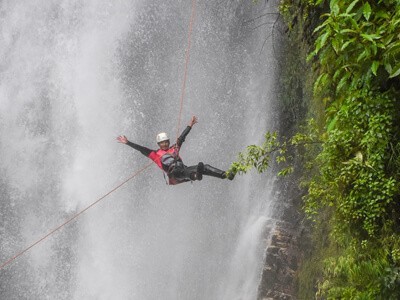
top-left (306, 50), bottom-right (316, 62)
top-left (314, 73), bottom-right (329, 94)
top-left (376, 10), bottom-right (389, 20)
top-left (383, 34), bottom-right (395, 46)
top-left (363, 2), bottom-right (372, 21)
top-left (346, 0), bottom-right (360, 14)
top-left (338, 13), bottom-right (355, 18)
top-left (384, 62), bottom-right (393, 74)
top-left (314, 18), bottom-right (332, 33)
top-left (341, 63), bottom-right (360, 71)
top-left (349, 17), bottom-right (359, 31)
top-left (327, 115), bottom-right (338, 132)
top-left (278, 166), bottom-right (293, 177)
top-left (340, 29), bottom-right (357, 34)
top-left (393, 16), bottom-right (400, 27)
top-left (332, 38), bottom-right (340, 53)
top-left (315, 30), bottom-right (331, 53)
top-left (333, 68), bottom-right (343, 81)
top-left (357, 49), bottom-right (369, 62)
top-left (341, 38), bottom-right (355, 51)
top-left (373, 44), bottom-right (379, 56)
top-left (371, 61), bottom-right (379, 76)
top-left (361, 34), bottom-right (381, 42)
top-left (376, 43), bottom-right (386, 50)
top-left (389, 64), bottom-right (400, 78)
top-left (385, 42), bottom-right (400, 56)
top-left (330, 0), bottom-right (340, 16)
top-left (337, 72), bottom-right (350, 91)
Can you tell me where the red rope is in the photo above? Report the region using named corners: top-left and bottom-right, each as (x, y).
top-left (0, 0), bottom-right (197, 272)
top-left (0, 162), bottom-right (153, 271)
top-left (176, 0), bottom-right (197, 143)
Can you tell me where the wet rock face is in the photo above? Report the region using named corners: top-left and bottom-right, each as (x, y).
top-left (258, 221), bottom-right (303, 300)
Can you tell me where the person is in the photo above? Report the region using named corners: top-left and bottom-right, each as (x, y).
top-left (117, 116), bottom-right (234, 185)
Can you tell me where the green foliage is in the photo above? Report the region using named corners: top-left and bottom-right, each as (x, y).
top-left (309, 0), bottom-right (400, 97)
top-left (306, 91), bottom-right (399, 237)
top-left (317, 238), bottom-right (400, 299)
top-left (228, 132), bottom-right (280, 175)
top-left (302, 1), bottom-right (400, 298)
top-left (228, 119), bottom-right (322, 178)
top-left (238, 0), bottom-right (400, 298)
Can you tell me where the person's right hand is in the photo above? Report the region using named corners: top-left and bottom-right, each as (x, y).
top-left (117, 135), bottom-right (128, 144)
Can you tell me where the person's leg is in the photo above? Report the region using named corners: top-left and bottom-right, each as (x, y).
top-left (196, 163), bottom-right (234, 180)
top-left (170, 162), bottom-right (234, 181)
top-left (201, 164), bottom-right (225, 178)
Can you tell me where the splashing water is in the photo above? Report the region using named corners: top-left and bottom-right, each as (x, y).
top-left (0, 0), bottom-right (283, 299)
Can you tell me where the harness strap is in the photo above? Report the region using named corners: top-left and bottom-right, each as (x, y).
top-left (162, 172), bottom-right (169, 185)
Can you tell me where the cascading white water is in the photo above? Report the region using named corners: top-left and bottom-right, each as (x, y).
top-left (0, 0), bottom-right (282, 299)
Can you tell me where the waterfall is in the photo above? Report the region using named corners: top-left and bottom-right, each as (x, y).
top-left (0, 0), bottom-right (283, 299)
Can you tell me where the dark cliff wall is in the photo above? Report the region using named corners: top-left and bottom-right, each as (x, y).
top-left (255, 6), bottom-right (314, 298)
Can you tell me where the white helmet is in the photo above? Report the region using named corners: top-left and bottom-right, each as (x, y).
top-left (156, 132), bottom-right (169, 143)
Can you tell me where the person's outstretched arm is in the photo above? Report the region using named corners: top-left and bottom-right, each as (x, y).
top-left (177, 116), bottom-right (198, 147)
top-left (117, 135), bottom-right (153, 157)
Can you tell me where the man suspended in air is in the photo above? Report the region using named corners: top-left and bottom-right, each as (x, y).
top-left (117, 116), bottom-right (234, 185)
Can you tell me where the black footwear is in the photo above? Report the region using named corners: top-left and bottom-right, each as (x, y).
top-left (223, 171), bottom-right (235, 180)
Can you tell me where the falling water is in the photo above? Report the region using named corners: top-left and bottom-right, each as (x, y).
top-left (0, 0), bottom-right (283, 299)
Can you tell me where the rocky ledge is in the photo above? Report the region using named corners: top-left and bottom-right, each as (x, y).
top-left (257, 220), bottom-right (305, 300)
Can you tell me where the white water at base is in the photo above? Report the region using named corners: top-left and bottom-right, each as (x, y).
top-left (0, 1), bottom-right (282, 299)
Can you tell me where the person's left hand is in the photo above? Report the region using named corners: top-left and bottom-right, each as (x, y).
top-left (189, 115), bottom-right (198, 127)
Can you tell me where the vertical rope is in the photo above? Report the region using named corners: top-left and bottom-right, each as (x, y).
top-left (176, 0), bottom-right (197, 143)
